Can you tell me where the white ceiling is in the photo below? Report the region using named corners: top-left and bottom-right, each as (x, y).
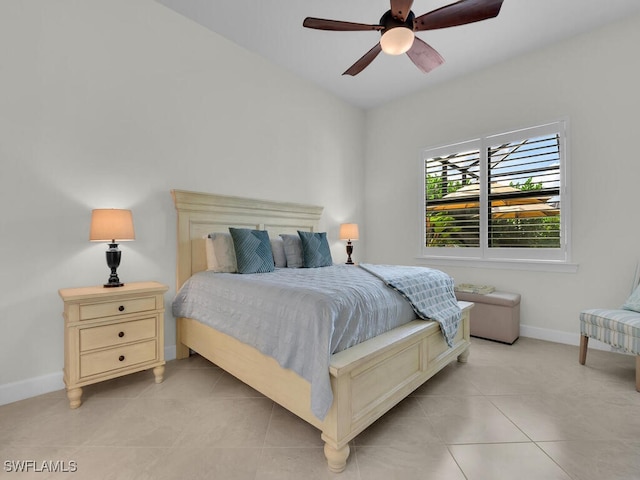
top-left (155, 0), bottom-right (640, 109)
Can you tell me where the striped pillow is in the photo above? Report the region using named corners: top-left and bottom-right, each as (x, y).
top-left (229, 228), bottom-right (275, 274)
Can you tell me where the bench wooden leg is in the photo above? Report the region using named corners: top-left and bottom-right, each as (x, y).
top-left (579, 335), bottom-right (588, 365)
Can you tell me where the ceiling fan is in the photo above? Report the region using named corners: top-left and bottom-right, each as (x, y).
top-left (303, 0), bottom-right (504, 76)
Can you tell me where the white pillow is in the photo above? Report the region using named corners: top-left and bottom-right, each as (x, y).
top-left (205, 233), bottom-right (237, 273)
top-left (279, 234), bottom-right (304, 268)
top-left (270, 237), bottom-right (287, 268)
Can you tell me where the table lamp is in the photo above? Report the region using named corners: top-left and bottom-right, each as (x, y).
top-left (339, 223), bottom-right (359, 265)
top-left (89, 209), bottom-right (135, 287)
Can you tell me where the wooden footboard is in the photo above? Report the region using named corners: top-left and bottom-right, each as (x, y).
top-left (177, 302), bottom-right (472, 473)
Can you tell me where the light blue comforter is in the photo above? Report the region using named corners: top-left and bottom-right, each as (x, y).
top-left (172, 264), bottom-right (458, 420)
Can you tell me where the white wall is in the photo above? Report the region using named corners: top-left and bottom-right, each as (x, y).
top-left (364, 14), bottom-right (640, 343)
top-left (0, 0), bottom-right (365, 402)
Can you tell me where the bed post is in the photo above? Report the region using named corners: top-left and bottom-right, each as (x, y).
top-left (457, 303), bottom-right (472, 363)
top-left (457, 347), bottom-right (470, 363)
top-left (323, 444), bottom-right (350, 473)
top-left (175, 317), bottom-right (190, 359)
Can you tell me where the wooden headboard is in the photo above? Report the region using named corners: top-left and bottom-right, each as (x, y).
top-left (171, 190), bottom-right (323, 290)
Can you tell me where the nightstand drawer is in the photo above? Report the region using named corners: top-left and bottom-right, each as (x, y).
top-left (80, 339), bottom-right (157, 378)
top-left (79, 317), bottom-right (157, 352)
top-left (79, 296), bottom-right (156, 320)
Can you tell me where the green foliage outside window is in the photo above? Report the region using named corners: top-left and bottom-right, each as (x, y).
top-left (425, 176), bottom-right (560, 248)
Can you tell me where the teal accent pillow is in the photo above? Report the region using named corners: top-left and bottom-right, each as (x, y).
top-left (297, 231), bottom-right (333, 268)
top-left (623, 284), bottom-right (640, 312)
top-left (229, 228), bottom-right (275, 274)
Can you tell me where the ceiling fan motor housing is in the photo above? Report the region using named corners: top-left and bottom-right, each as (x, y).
top-left (380, 10), bottom-right (415, 35)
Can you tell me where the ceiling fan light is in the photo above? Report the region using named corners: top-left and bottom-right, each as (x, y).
top-left (380, 27), bottom-right (414, 55)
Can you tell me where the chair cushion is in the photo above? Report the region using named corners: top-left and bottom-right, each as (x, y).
top-left (580, 308), bottom-right (640, 354)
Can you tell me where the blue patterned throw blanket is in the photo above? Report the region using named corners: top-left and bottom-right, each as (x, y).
top-left (359, 264), bottom-right (462, 347)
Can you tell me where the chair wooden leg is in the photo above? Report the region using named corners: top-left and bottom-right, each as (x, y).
top-left (579, 335), bottom-right (588, 365)
top-left (636, 355), bottom-right (640, 392)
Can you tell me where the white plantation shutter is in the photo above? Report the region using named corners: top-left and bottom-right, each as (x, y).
top-left (423, 121), bottom-right (568, 262)
top-left (425, 145), bottom-right (481, 248)
top-left (487, 133), bottom-right (561, 248)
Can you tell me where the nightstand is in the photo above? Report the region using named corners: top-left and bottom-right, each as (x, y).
top-left (59, 281), bottom-right (169, 409)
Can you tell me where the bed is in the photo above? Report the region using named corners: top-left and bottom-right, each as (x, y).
top-left (171, 189), bottom-right (472, 472)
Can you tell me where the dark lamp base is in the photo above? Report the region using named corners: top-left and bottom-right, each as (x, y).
top-left (103, 243), bottom-right (125, 288)
top-left (345, 241), bottom-right (354, 265)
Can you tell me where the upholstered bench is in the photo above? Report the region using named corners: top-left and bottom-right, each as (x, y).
top-left (579, 309), bottom-right (640, 391)
top-left (454, 291), bottom-right (520, 344)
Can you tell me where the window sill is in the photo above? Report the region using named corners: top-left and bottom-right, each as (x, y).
top-left (416, 256), bottom-right (579, 273)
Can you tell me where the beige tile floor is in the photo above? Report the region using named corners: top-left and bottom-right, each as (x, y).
top-left (1, 337), bottom-right (639, 479)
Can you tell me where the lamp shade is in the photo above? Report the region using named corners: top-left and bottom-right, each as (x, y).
top-left (339, 223), bottom-right (359, 241)
top-left (89, 209), bottom-right (135, 242)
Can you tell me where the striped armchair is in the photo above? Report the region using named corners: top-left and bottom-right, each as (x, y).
top-left (579, 268), bottom-right (640, 392)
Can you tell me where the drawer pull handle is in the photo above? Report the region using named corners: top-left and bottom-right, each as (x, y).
top-left (119, 355), bottom-right (125, 362)
top-left (118, 305), bottom-right (125, 312)
top-left (118, 331), bottom-right (125, 338)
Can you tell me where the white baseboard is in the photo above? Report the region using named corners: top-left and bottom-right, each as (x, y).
top-left (0, 371), bottom-right (65, 406)
top-left (165, 344), bottom-right (176, 362)
top-left (520, 324), bottom-right (614, 352)
top-left (0, 346), bottom-right (178, 407)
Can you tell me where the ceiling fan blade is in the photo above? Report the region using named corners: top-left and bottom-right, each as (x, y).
top-left (406, 37), bottom-right (445, 73)
top-left (390, 0), bottom-right (414, 22)
top-left (414, 0), bottom-right (504, 31)
top-left (303, 17), bottom-right (383, 32)
top-left (343, 43), bottom-right (383, 76)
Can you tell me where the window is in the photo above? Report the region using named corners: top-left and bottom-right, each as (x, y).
top-left (422, 121), bottom-right (569, 263)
